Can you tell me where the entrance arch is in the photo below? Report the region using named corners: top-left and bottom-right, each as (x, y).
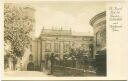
top-left (27, 62), bottom-right (34, 71)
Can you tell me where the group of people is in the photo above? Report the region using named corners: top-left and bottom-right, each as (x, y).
top-left (41, 53), bottom-right (56, 75)
top-left (40, 51), bottom-right (95, 75)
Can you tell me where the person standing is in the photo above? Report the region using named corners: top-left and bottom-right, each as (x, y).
top-left (41, 60), bottom-right (45, 72)
top-left (47, 53), bottom-right (54, 75)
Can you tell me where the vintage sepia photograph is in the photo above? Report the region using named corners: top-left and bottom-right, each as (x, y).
top-left (2, 80), bottom-right (127, 81)
top-left (2, 80), bottom-right (128, 81)
top-left (4, 1), bottom-right (106, 77)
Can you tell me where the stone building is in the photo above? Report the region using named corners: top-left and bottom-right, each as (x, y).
top-left (28, 28), bottom-right (93, 71)
top-left (90, 11), bottom-right (106, 57)
top-left (90, 11), bottom-right (106, 75)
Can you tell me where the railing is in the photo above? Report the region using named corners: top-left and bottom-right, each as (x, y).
top-left (52, 62), bottom-right (96, 76)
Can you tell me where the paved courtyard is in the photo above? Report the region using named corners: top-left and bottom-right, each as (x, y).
top-left (4, 71), bottom-right (54, 77)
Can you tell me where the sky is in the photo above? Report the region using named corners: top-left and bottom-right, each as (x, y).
top-left (29, 1), bottom-right (106, 37)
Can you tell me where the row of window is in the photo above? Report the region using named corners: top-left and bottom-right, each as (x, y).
top-left (45, 42), bottom-right (70, 53)
top-left (30, 42), bottom-right (91, 54)
top-left (44, 42), bottom-right (91, 53)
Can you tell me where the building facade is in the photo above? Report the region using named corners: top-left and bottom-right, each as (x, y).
top-left (29, 28), bottom-right (93, 71)
top-left (90, 11), bottom-right (106, 75)
top-left (90, 11), bottom-right (106, 56)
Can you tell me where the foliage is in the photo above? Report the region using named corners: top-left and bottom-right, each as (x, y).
top-left (63, 48), bottom-right (88, 63)
top-left (4, 3), bottom-right (35, 57)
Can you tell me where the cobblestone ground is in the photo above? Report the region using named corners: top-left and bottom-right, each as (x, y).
top-left (4, 71), bottom-right (54, 77)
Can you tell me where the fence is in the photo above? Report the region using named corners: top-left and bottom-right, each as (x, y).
top-left (51, 59), bottom-right (96, 76)
top-left (52, 65), bottom-right (96, 76)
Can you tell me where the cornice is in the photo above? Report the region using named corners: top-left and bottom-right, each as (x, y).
top-left (90, 11), bottom-right (106, 27)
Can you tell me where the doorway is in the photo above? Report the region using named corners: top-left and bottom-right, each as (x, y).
top-left (27, 62), bottom-right (34, 71)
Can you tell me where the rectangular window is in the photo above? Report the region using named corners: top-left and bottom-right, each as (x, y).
top-left (54, 43), bottom-right (60, 53)
top-left (96, 32), bottom-right (100, 46)
top-left (45, 43), bottom-right (51, 52)
top-left (63, 42), bottom-right (70, 53)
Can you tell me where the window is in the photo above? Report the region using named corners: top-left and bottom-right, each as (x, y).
top-left (63, 42), bottom-right (70, 53)
top-left (45, 43), bottom-right (51, 52)
top-left (96, 29), bottom-right (106, 46)
top-left (54, 43), bottom-right (60, 53)
top-left (29, 54), bottom-right (33, 61)
top-left (102, 29), bottom-right (106, 41)
top-left (96, 32), bottom-right (101, 46)
top-left (101, 29), bottom-right (106, 46)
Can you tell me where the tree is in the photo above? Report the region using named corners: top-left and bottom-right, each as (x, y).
top-left (4, 3), bottom-right (35, 70)
top-left (4, 3), bottom-right (35, 57)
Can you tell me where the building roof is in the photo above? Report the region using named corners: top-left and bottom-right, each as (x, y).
top-left (40, 29), bottom-right (93, 37)
top-left (72, 32), bottom-right (93, 37)
top-left (89, 11), bottom-right (106, 26)
top-left (23, 5), bottom-right (35, 11)
top-left (40, 29), bottom-right (72, 36)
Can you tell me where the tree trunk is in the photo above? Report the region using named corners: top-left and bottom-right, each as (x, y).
top-left (8, 57), bottom-right (14, 70)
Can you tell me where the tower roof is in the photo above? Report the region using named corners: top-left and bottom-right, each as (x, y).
top-left (90, 11), bottom-right (106, 26)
